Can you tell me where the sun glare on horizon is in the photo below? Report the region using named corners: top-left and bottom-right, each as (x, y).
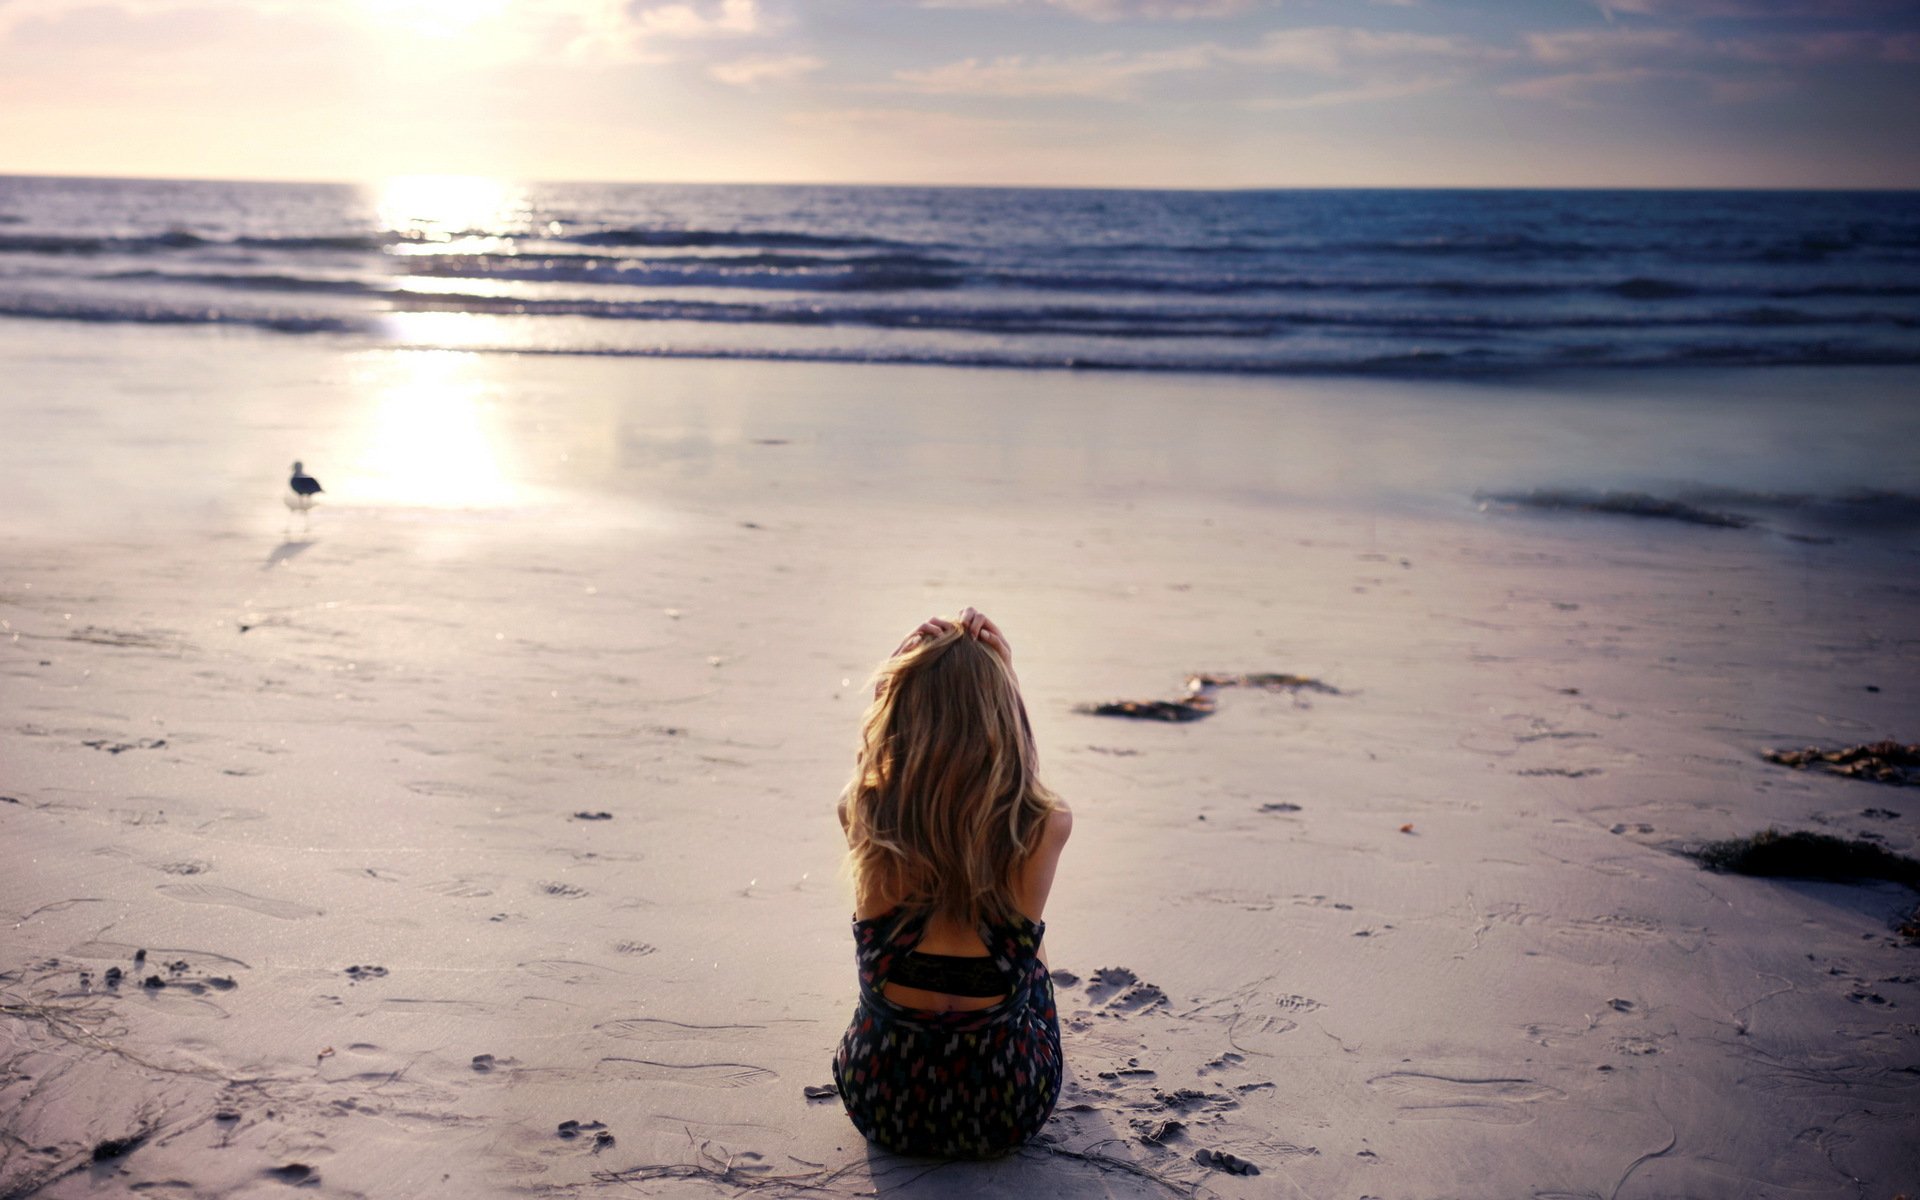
top-left (375, 174), bottom-right (529, 244)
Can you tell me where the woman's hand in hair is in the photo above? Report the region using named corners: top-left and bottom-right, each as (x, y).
top-left (893, 616), bottom-right (953, 657)
top-left (959, 607), bottom-right (1015, 673)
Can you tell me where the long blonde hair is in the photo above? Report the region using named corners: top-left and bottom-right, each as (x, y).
top-left (843, 621), bottom-right (1059, 927)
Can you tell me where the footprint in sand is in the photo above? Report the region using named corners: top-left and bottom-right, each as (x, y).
top-left (521, 959), bottom-right (623, 985)
top-left (596, 1057), bottom-right (778, 1088)
top-left (68, 940), bottom-right (251, 970)
top-left (597, 1017), bottom-right (766, 1042)
top-left (157, 883), bottom-right (320, 920)
top-left (1198, 1051), bottom-right (1246, 1075)
top-left (151, 859), bottom-right (213, 876)
top-left (405, 780), bottom-right (491, 799)
top-left (418, 876), bottom-right (499, 899)
top-left (1180, 888), bottom-right (1279, 912)
top-left (1365, 1072), bottom-right (1565, 1124)
top-left (1184, 982), bottom-right (1322, 1055)
top-left (1081, 966), bottom-right (1170, 1013)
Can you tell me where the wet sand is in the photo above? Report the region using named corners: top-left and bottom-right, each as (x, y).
top-left (3, 322), bottom-right (1918, 1198)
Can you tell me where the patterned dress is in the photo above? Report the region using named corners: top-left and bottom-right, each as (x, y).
top-left (832, 906), bottom-right (1063, 1158)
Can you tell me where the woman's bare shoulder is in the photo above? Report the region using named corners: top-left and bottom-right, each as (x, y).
top-left (1042, 800), bottom-right (1072, 844)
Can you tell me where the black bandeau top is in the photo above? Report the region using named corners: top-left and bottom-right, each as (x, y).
top-left (888, 950), bottom-right (1011, 998)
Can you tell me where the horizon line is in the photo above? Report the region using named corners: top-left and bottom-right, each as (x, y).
top-left (2, 169), bottom-right (1916, 195)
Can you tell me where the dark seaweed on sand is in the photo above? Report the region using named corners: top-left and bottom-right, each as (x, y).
top-left (91, 1135), bottom-right (144, 1162)
top-left (1187, 672), bottom-right (1341, 696)
top-left (1689, 829), bottom-right (1920, 886)
top-left (1763, 741), bottom-right (1920, 787)
top-left (1078, 671), bottom-right (1337, 722)
top-left (1475, 489), bottom-right (1753, 528)
top-left (1077, 696), bottom-right (1217, 722)
top-left (1687, 829), bottom-right (1920, 940)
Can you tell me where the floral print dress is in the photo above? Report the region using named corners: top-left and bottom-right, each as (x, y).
top-left (832, 906), bottom-right (1063, 1158)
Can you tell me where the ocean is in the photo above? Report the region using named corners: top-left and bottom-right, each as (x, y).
top-left (0, 175), bottom-right (1916, 374)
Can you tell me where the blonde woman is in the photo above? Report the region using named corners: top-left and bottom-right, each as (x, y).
top-left (832, 608), bottom-right (1073, 1158)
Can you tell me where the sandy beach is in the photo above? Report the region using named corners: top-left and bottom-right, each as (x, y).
top-left (3, 320), bottom-right (1918, 1199)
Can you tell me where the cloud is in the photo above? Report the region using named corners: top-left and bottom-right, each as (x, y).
top-left (892, 45), bottom-right (1209, 99)
top-left (544, 0), bottom-right (771, 65)
top-left (1525, 22), bottom-right (1920, 69)
top-left (920, 0), bottom-right (1424, 18)
top-left (1229, 26), bottom-right (1499, 70)
top-left (628, 0), bottom-right (758, 37)
top-left (784, 106), bottom-right (1029, 132)
top-left (1590, 0), bottom-right (1913, 16)
top-left (916, 0), bottom-right (1262, 19)
top-left (1720, 29), bottom-right (1920, 63)
top-left (1244, 74), bottom-right (1453, 109)
top-left (1041, 0), bottom-right (1259, 18)
top-left (1499, 66), bottom-right (1674, 104)
top-left (890, 25), bottom-right (1499, 101)
top-left (1525, 27), bottom-right (1691, 64)
top-left (709, 52), bottom-right (822, 85)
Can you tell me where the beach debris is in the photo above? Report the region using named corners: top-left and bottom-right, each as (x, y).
top-left (472, 1054), bottom-right (496, 1072)
top-left (133, 949), bottom-right (146, 964)
top-left (104, 967), bottom-right (122, 987)
top-left (1099, 1060), bottom-right (1157, 1080)
top-left (141, 975), bottom-right (165, 989)
top-left (316, 1047), bottom-right (334, 1062)
top-left (1193, 1148), bottom-right (1260, 1176)
top-left (1688, 829), bottom-right (1920, 886)
top-left (593, 1130), bottom-right (616, 1152)
top-left (802, 1084), bottom-right (839, 1101)
top-left (1078, 696), bottom-right (1214, 722)
top-left (82, 737), bottom-right (167, 754)
top-left (1079, 670), bottom-right (1339, 723)
top-left (1260, 802), bottom-right (1302, 813)
top-left (557, 1119), bottom-right (608, 1140)
top-left (1475, 489), bottom-right (1752, 529)
top-left (1687, 829), bottom-right (1920, 942)
top-left (344, 965), bottom-right (388, 982)
top-left (1864, 808), bottom-right (1901, 820)
top-left (1399, 823), bottom-right (1415, 834)
top-left (207, 976), bottom-right (237, 990)
top-left (1188, 672), bottom-right (1341, 695)
top-left (214, 1110), bottom-right (240, 1122)
top-left (572, 811), bottom-right (613, 821)
top-left (1763, 741), bottom-right (1920, 787)
top-left (267, 1163), bottom-right (316, 1184)
top-left (92, 1135), bottom-right (145, 1162)
top-left (1134, 1118), bottom-right (1185, 1145)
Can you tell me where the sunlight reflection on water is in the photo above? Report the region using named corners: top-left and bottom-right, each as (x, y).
top-left (343, 350), bottom-right (519, 509)
top-left (374, 174), bottom-right (529, 243)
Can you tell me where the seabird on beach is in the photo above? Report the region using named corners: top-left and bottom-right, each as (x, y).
top-left (286, 460), bottom-right (323, 527)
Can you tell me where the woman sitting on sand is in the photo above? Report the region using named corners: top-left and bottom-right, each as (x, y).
top-left (833, 608), bottom-right (1073, 1158)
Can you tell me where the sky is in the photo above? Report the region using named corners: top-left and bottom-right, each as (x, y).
top-left (1, 0), bottom-right (1917, 187)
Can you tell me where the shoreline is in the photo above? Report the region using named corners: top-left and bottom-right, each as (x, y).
top-left (4, 312), bottom-right (1920, 381)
